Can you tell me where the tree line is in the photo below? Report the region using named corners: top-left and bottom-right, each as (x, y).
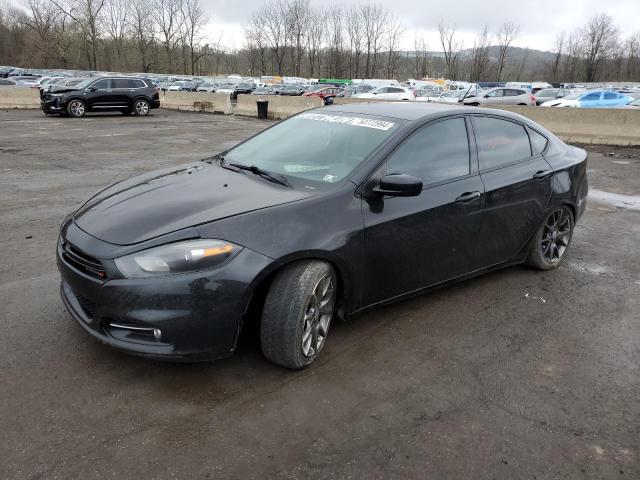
top-left (0, 0), bottom-right (639, 82)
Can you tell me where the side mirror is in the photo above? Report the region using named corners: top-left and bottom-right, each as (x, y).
top-left (373, 174), bottom-right (423, 197)
top-left (373, 92), bottom-right (378, 95)
top-left (88, 86), bottom-right (98, 92)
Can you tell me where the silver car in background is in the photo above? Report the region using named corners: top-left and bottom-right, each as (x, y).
top-left (462, 87), bottom-right (536, 107)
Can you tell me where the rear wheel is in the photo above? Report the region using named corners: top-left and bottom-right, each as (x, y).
top-left (260, 261), bottom-right (336, 369)
top-left (526, 206), bottom-right (574, 270)
top-left (67, 99), bottom-right (86, 117)
top-left (133, 99), bottom-right (150, 116)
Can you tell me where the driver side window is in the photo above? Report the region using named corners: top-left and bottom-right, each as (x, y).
top-left (386, 118), bottom-right (471, 185)
top-left (91, 79), bottom-right (111, 89)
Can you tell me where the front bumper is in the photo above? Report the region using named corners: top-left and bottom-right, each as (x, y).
top-left (41, 96), bottom-right (63, 113)
top-left (57, 227), bottom-right (273, 361)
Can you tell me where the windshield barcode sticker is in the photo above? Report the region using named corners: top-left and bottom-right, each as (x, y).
top-left (297, 113), bottom-right (395, 131)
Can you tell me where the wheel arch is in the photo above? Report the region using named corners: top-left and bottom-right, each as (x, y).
top-left (237, 251), bottom-right (353, 343)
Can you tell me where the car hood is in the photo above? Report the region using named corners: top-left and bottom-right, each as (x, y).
top-left (73, 162), bottom-right (316, 246)
top-left (48, 86), bottom-right (80, 94)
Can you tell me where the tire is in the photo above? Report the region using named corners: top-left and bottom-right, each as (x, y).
top-left (469, 102), bottom-right (479, 106)
top-left (261, 260), bottom-right (337, 369)
top-left (518, 103), bottom-right (528, 106)
top-left (526, 206), bottom-right (574, 270)
top-left (67, 99), bottom-right (86, 118)
top-left (133, 99), bottom-right (150, 116)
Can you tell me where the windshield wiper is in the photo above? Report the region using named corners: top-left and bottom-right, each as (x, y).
top-left (227, 161), bottom-right (291, 187)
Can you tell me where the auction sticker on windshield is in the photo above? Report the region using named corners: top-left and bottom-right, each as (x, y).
top-left (296, 113), bottom-right (396, 131)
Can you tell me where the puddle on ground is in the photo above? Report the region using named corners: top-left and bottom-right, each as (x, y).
top-left (588, 189), bottom-right (640, 211)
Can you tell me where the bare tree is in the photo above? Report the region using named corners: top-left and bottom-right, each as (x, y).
top-left (305, 7), bottom-right (323, 77)
top-left (21, 0), bottom-right (60, 66)
top-left (324, 5), bottom-right (344, 77)
top-left (285, 0), bottom-right (309, 77)
top-left (102, 0), bottom-right (128, 67)
top-left (129, 0), bottom-right (154, 71)
top-left (563, 32), bottom-right (583, 82)
top-left (470, 25), bottom-right (490, 81)
top-left (345, 6), bottom-right (363, 78)
top-left (154, 0), bottom-right (184, 72)
top-left (384, 14), bottom-right (403, 79)
top-left (261, 0), bottom-right (287, 74)
top-left (438, 22), bottom-right (462, 79)
top-left (51, 0), bottom-right (106, 69)
top-left (548, 31), bottom-right (565, 81)
top-left (581, 13), bottom-right (618, 82)
top-left (182, 0), bottom-right (208, 75)
top-left (413, 34), bottom-right (429, 79)
top-left (624, 32), bottom-right (640, 81)
top-left (361, 4), bottom-right (387, 77)
top-left (495, 21), bottom-right (519, 81)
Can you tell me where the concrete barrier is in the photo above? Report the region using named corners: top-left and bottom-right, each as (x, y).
top-left (0, 87), bottom-right (40, 109)
top-left (235, 94), bottom-right (324, 119)
top-left (161, 91), bottom-right (231, 114)
top-left (490, 106), bottom-right (640, 146)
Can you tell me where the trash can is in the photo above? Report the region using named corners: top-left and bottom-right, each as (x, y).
top-left (257, 99), bottom-right (268, 119)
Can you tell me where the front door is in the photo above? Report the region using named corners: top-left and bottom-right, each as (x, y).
top-left (362, 116), bottom-right (484, 306)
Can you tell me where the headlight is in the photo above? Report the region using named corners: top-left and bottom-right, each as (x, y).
top-left (114, 239), bottom-right (240, 278)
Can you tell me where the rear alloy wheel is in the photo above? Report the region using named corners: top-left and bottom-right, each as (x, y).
top-left (526, 206), bottom-right (574, 270)
top-left (134, 99), bottom-right (150, 116)
top-left (261, 261), bottom-right (336, 369)
top-left (67, 99), bottom-right (86, 118)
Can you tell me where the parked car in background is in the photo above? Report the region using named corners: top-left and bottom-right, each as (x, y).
top-left (415, 90), bottom-right (461, 104)
top-left (302, 86), bottom-right (344, 105)
top-left (532, 88), bottom-right (571, 105)
top-left (354, 86), bottom-right (415, 101)
top-left (252, 86), bottom-right (275, 95)
top-left (338, 84), bottom-right (375, 97)
top-left (196, 82), bottom-right (217, 92)
top-left (41, 76), bottom-right (160, 117)
top-left (541, 90), bottom-right (632, 108)
top-left (232, 82), bottom-right (256, 99)
top-left (215, 84), bottom-right (236, 95)
top-left (463, 87), bottom-right (536, 106)
top-left (278, 84), bottom-right (305, 96)
top-left (0, 78), bottom-right (23, 87)
top-left (11, 76), bottom-right (40, 87)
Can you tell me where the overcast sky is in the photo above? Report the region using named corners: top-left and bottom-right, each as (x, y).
top-left (201, 0), bottom-right (640, 52)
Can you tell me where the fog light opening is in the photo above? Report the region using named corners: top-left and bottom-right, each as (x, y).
top-left (153, 328), bottom-right (162, 340)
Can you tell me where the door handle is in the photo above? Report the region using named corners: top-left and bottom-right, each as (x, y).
top-left (532, 170), bottom-right (553, 180)
top-left (455, 191), bottom-right (481, 203)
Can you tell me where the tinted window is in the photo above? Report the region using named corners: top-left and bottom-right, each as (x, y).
top-left (386, 118), bottom-right (470, 184)
top-left (603, 92), bottom-right (617, 100)
top-left (474, 117), bottom-right (532, 170)
top-left (91, 79), bottom-right (111, 89)
top-left (112, 79), bottom-right (131, 88)
top-left (388, 87), bottom-right (404, 93)
top-left (528, 129), bottom-right (548, 153)
top-left (0, 79), bottom-right (14, 85)
top-left (582, 92), bottom-right (601, 101)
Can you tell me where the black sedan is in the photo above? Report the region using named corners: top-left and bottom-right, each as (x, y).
top-left (57, 103), bottom-right (588, 368)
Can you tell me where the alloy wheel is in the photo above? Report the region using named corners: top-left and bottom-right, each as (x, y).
top-left (541, 208), bottom-right (572, 264)
top-left (135, 100), bottom-right (150, 115)
top-left (69, 100), bottom-right (85, 117)
top-left (301, 275), bottom-right (335, 358)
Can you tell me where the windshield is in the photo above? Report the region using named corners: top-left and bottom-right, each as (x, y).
top-left (72, 78), bottom-right (94, 89)
top-left (630, 97), bottom-right (640, 106)
top-left (225, 112), bottom-right (405, 184)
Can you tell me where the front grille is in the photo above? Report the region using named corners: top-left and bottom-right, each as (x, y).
top-left (61, 241), bottom-right (107, 280)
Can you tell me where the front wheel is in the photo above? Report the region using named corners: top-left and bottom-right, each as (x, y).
top-left (133, 99), bottom-right (150, 116)
top-left (526, 206), bottom-right (574, 270)
top-left (67, 99), bottom-right (86, 117)
top-left (261, 261), bottom-right (337, 369)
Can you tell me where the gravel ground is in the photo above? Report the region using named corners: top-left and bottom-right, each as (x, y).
top-left (1, 109), bottom-right (639, 479)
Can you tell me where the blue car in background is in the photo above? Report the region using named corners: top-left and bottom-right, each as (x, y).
top-left (541, 90), bottom-right (632, 108)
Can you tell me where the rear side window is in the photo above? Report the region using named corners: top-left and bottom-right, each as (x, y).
top-left (603, 92), bottom-right (617, 100)
top-left (528, 129), bottom-right (548, 154)
top-left (474, 117), bottom-right (532, 171)
top-left (387, 118), bottom-right (470, 184)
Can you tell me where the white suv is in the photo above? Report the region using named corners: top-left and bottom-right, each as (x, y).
top-left (355, 86), bottom-right (415, 101)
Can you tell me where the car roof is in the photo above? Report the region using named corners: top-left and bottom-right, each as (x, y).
top-left (321, 102), bottom-right (536, 123)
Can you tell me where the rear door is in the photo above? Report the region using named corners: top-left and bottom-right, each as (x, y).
top-left (469, 115), bottom-right (553, 269)
top-left (580, 91), bottom-right (602, 108)
top-left (361, 116), bottom-right (484, 305)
